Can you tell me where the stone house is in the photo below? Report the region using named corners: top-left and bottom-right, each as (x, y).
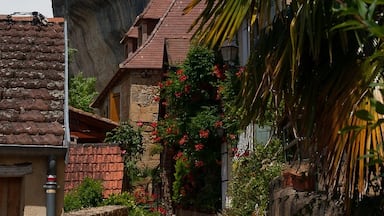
top-left (0, 14), bottom-right (67, 215)
top-left (91, 0), bottom-right (205, 169)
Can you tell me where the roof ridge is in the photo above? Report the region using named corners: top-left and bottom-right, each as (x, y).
top-left (119, 0), bottom-right (177, 68)
top-left (0, 15), bottom-right (63, 23)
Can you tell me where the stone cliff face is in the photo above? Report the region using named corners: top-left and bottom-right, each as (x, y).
top-left (52, 0), bottom-right (149, 91)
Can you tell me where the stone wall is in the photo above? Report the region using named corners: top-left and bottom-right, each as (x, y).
top-left (64, 205), bottom-right (127, 216)
top-left (126, 70), bottom-right (162, 169)
top-left (269, 163), bottom-right (345, 216)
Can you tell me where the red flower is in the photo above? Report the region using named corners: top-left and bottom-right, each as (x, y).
top-left (232, 147), bottom-right (238, 154)
top-left (214, 121), bottom-right (223, 128)
top-left (194, 143), bottom-right (204, 151)
top-left (175, 92), bottom-right (182, 98)
top-left (242, 150), bottom-right (250, 157)
top-left (179, 74), bottom-right (188, 82)
top-left (199, 129), bottom-right (209, 138)
top-left (195, 160), bottom-right (204, 167)
top-left (153, 207), bottom-right (167, 215)
top-left (213, 65), bottom-right (224, 79)
top-left (179, 134), bottom-right (188, 145)
top-left (150, 122), bottom-right (158, 128)
top-left (236, 66), bottom-right (245, 77)
top-left (165, 80), bottom-right (173, 86)
top-left (166, 127), bottom-right (173, 134)
top-left (136, 121), bottom-right (143, 127)
top-left (158, 82), bottom-right (164, 89)
top-left (173, 151), bottom-right (183, 160)
top-left (161, 101), bottom-right (168, 106)
top-left (176, 69), bottom-right (184, 75)
top-left (153, 95), bottom-right (160, 102)
top-left (151, 130), bottom-right (158, 136)
top-left (153, 136), bottom-right (161, 142)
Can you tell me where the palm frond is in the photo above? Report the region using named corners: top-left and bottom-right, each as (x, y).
top-left (185, 0), bottom-right (384, 210)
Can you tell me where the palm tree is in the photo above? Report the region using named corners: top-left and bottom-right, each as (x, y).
top-left (185, 0), bottom-right (384, 212)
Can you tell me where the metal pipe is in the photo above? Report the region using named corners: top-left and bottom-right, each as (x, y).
top-left (44, 155), bottom-right (57, 216)
top-left (63, 0), bottom-right (70, 148)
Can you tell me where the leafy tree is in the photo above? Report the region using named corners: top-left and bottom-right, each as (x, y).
top-left (185, 0), bottom-right (384, 212)
top-left (69, 72), bottom-right (98, 112)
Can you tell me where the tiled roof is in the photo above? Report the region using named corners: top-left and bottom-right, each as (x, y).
top-left (138, 0), bottom-right (173, 20)
top-left (165, 38), bottom-right (191, 66)
top-left (120, 0), bottom-right (204, 69)
top-left (91, 0), bottom-right (204, 108)
top-left (126, 26), bottom-right (138, 38)
top-left (0, 15), bottom-right (65, 146)
top-left (120, 0), bottom-right (172, 44)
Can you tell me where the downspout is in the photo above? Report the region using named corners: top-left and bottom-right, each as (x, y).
top-left (44, 1), bottom-right (70, 214)
top-left (44, 156), bottom-right (57, 216)
top-left (63, 0), bottom-right (70, 151)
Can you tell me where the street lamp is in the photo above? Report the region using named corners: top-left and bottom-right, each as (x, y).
top-left (220, 39), bottom-right (239, 64)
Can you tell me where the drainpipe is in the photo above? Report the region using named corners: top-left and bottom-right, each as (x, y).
top-left (44, 155), bottom-right (57, 216)
top-left (63, 0), bottom-right (70, 150)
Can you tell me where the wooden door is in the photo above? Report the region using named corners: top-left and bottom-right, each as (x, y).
top-left (0, 177), bottom-right (22, 216)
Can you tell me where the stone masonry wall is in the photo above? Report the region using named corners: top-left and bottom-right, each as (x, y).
top-left (64, 205), bottom-right (127, 216)
top-left (128, 71), bottom-right (162, 169)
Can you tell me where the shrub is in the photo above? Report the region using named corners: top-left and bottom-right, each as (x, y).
top-left (225, 139), bottom-right (284, 216)
top-left (64, 191), bottom-right (81, 212)
top-left (103, 192), bottom-right (163, 216)
top-left (76, 177), bottom-right (103, 208)
top-left (63, 177), bottom-right (103, 212)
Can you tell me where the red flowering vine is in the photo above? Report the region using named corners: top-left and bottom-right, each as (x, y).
top-left (199, 129), bottom-right (210, 138)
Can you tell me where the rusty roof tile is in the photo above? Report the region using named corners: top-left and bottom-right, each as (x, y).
top-left (0, 15), bottom-right (65, 146)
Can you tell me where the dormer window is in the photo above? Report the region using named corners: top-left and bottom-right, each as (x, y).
top-left (125, 38), bottom-right (138, 58)
top-left (137, 19), bottom-right (159, 47)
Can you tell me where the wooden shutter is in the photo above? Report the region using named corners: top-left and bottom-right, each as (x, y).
top-left (109, 92), bottom-right (120, 122)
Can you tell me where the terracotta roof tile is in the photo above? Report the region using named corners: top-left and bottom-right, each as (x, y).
top-left (120, 0), bottom-right (204, 69)
top-left (0, 15), bottom-right (65, 145)
top-left (139, 0), bottom-right (173, 20)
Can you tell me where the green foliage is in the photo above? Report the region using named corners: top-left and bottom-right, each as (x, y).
top-left (105, 122), bottom-right (144, 160)
top-left (69, 72), bottom-right (98, 112)
top-left (76, 177), bottom-right (103, 208)
top-left (63, 177), bottom-right (103, 212)
top-left (103, 192), bottom-right (161, 215)
top-left (64, 191), bottom-right (82, 212)
top-left (103, 192), bottom-right (136, 206)
top-left (105, 122), bottom-right (144, 190)
top-left (154, 46), bottom-right (242, 212)
top-left (226, 139), bottom-right (284, 216)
